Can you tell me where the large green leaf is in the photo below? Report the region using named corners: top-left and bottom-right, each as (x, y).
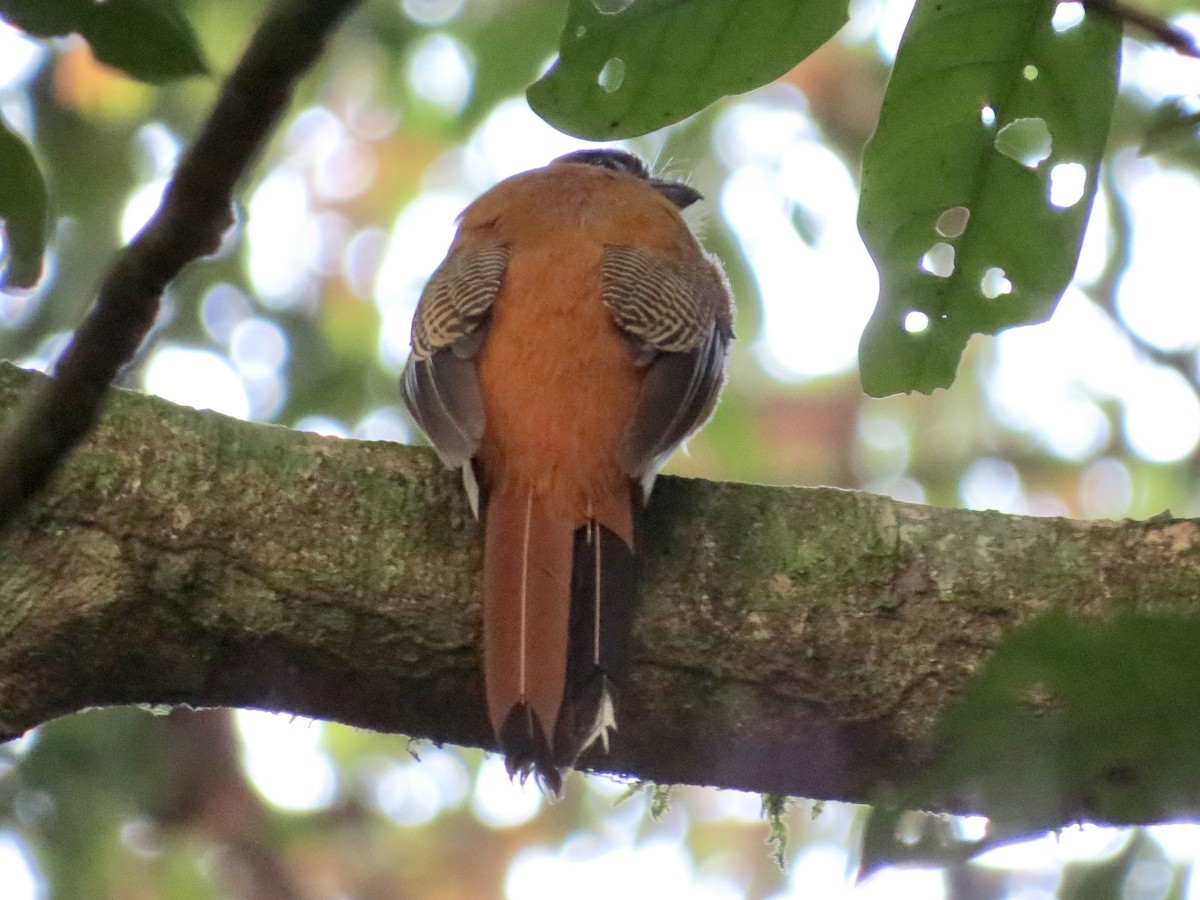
top-left (912, 613), bottom-right (1200, 830)
top-left (0, 0), bottom-right (206, 82)
top-left (0, 118), bottom-right (48, 290)
top-left (0, 0), bottom-right (91, 35)
top-left (82, 0), bottom-right (207, 82)
top-left (857, 0), bottom-right (1120, 396)
top-left (528, 0), bottom-right (849, 140)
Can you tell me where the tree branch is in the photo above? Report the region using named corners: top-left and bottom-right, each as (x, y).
top-left (1083, 0), bottom-right (1200, 58)
top-left (0, 0), bottom-right (363, 532)
top-left (5, 362), bottom-right (1200, 823)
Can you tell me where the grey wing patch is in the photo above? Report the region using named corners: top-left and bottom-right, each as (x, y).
top-left (402, 243), bottom-right (508, 472)
top-left (619, 324), bottom-right (728, 499)
top-left (601, 246), bottom-right (734, 494)
top-left (401, 350), bottom-right (484, 469)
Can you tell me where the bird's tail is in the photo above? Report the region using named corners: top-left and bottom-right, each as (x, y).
top-left (557, 518), bottom-right (637, 766)
top-left (482, 483), bottom-right (638, 794)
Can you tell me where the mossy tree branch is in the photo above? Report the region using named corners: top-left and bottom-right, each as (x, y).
top-left (3, 361), bottom-right (1199, 825)
top-left (0, 0), bottom-right (364, 530)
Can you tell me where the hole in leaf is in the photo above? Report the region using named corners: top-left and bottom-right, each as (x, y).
top-left (904, 310), bottom-right (930, 333)
top-left (935, 206), bottom-right (970, 238)
top-left (1052, 2), bottom-right (1085, 32)
top-left (920, 243), bottom-right (955, 278)
top-left (994, 117), bottom-right (1052, 169)
top-left (1023, 64), bottom-right (1038, 81)
top-left (1049, 162), bottom-right (1087, 208)
top-left (597, 57), bottom-right (625, 93)
top-left (980, 267), bottom-right (1013, 298)
top-left (980, 106), bottom-right (996, 127)
top-left (593, 0), bottom-right (634, 13)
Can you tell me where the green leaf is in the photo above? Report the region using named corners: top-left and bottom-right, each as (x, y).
top-left (914, 613), bottom-right (1200, 831)
top-left (0, 0), bottom-right (91, 36)
top-left (0, 118), bottom-right (49, 290)
top-left (857, 0), bottom-right (1120, 396)
top-left (83, 0), bottom-right (208, 82)
top-left (527, 0), bottom-right (849, 140)
top-left (0, 0), bottom-right (207, 82)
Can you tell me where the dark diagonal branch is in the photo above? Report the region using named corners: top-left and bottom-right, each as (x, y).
top-left (1084, 0), bottom-right (1200, 58)
top-left (0, 0), bottom-right (363, 531)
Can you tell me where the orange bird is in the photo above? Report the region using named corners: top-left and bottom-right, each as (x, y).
top-left (401, 149), bottom-right (734, 792)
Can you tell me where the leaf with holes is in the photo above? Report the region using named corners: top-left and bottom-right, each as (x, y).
top-left (0, 118), bottom-right (48, 290)
top-left (527, 0), bottom-right (849, 140)
top-left (0, 0), bottom-right (206, 82)
top-left (857, 0), bottom-right (1120, 396)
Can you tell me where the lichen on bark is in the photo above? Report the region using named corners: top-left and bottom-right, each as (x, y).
top-left (3, 361), bottom-right (1200, 828)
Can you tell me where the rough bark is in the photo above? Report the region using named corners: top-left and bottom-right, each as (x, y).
top-left (0, 0), bottom-right (364, 527)
top-left (2, 361), bottom-right (1199, 823)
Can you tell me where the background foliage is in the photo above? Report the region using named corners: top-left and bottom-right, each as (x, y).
top-left (1, 0), bottom-right (1199, 896)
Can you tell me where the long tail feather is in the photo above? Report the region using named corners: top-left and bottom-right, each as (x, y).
top-left (482, 485), bottom-right (574, 789)
top-left (557, 518), bottom-right (638, 766)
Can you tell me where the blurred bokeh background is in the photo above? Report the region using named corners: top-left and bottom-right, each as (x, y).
top-left (1, 0), bottom-right (1200, 896)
